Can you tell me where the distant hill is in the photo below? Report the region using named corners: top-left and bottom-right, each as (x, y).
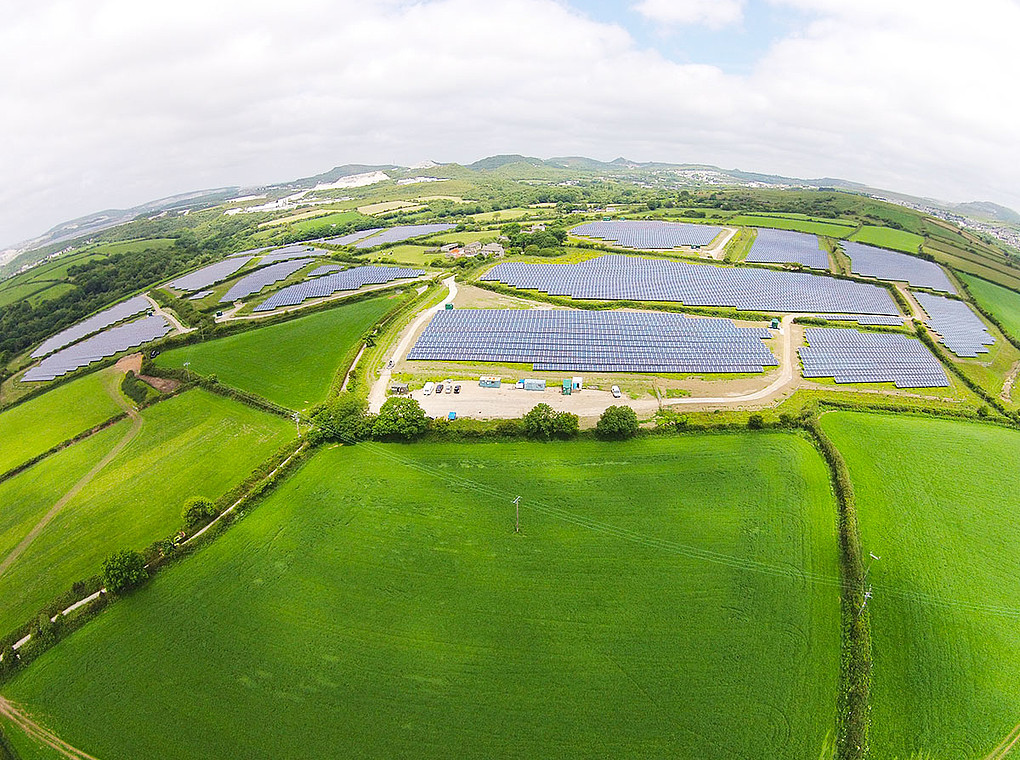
top-left (951, 201), bottom-right (1020, 224)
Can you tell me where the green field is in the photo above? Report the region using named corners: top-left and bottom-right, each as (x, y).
top-left (725, 215), bottom-right (855, 237)
top-left (849, 225), bottom-right (925, 253)
top-left (154, 297), bottom-right (397, 409)
top-left (0, 370), bottom-right (124, 476)
top-left (4, 434), bottom-right (840, 759)
top-left (0, 389), bottom-right (294, 635)
top-left (960, 273), bottom-right (1020, 341)
top-left (290, 210), bottom-right (366, 234)
top-left (821, 412), bottom-right (1020, 759)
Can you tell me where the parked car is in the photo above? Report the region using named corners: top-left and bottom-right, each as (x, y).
top-left (445, 383), bottom-right (453, 394)
top-left (611, 385), bottom-right (622, 398)
top-left (435, 383), bottom-right (444, 394)
top-left (453, 385), bottom-right (461, 394)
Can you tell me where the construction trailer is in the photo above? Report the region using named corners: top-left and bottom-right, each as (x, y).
top-left (479, 376), bottom-right (501, 388)
top-left (521, 378), bottom-right (546, 391)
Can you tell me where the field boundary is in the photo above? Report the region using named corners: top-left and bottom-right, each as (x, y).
top-left (805, 418), bottom-right (872, 760)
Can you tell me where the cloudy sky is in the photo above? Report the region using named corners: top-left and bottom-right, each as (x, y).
top-left (2, 0), bottom-right (1018, 247)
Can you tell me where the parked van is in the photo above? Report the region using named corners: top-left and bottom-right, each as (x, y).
top-left (423, 382), bottom-right (435, 396)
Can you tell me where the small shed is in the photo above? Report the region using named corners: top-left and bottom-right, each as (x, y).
top-left (571, 376), bottom-right (583, 391)
top-left (445, 303), bottom-right (454, 310)
top-left (448, 412), bottom-right (457, 421)
top-left (562, 379), bottom-right (572, 395)
top-left (770, 318), bottom-right (780, 329)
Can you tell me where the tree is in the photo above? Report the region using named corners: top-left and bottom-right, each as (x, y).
top-left (748, 413), bottom-right (765, 430)
top-left (596, 406), bottom-right (639, 440)
top-left (182, 497), bottom-right (217, 528)
top-left (522, 403), bottom-right (556, 440)
top-left (102, 549), bottom-right (148, 593)
top-left (654, 408), bottom-right (688, 433)
top-left (551, 411), bottom-right (579, 439)
top-left (373, 397), bottom-right (428, 440)
top-left (313, 393), bottom-right (371, 443)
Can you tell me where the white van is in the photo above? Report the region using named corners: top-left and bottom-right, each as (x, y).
top-left (611, 385), bottom-right (622, 398)
top-left (422, 382), bottom-right (436, 396)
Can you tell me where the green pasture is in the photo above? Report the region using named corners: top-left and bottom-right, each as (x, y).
top-left (960, 274), bottom-right (1020, 341)
top-left (0, 369), bottom-right (124, 476)
top-left (849, 225), bottom-right (924, 253)
top-left (0, 389), bottom-right (294, 636)
top-left (821, 412), bottom-right (1020, 759)
top-left (725, 215), bottom-right (855, 238)
top-left (5, 434), bottom-right (840, 760)
top-left (365, 244), bottom-right (439, 266)
top-left (154, 296), bottom-right (397, 409)
top-left (290, 210), bottom-right (366, 234)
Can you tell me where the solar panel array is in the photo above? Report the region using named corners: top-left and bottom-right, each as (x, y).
top-left (307, 265), bottom-right (343, 278)
top-left (23, 315), bottom-right (172, 382)
top-left (481, 255), bottom-right (899, 315)
top-left (254, 266), bottom-right (425, 311)
top-left (799, 328), bottom-right (949, 388)
top-left (188, 290), bottom-right (213, 301)
top-left (257, 247), bottom-right (322, 264)
top-left (408, 309), bottom-right (778, 374)
top-left (914, 292), bottom-right (995, 357)
top-left (571, 220), bottom-right (721, 249)
top-left (745, 229), bottom-right (829, 269)
top-left (843, 242), bottom-right (956, 293)
top-left (169, 257), bottom-right (252, 292)
top-left (815, 314), bottom-right (906, 326)
top-left (353, 224), bottom-right (457, 249)
top-left (31, 295), bottom-right (151, 359)
top-left (325, 229), bottom-right (382, 246)
top-left (220, 259), bottom-right (313, 303)
top-left (229, 246), bottom-right (275, 258)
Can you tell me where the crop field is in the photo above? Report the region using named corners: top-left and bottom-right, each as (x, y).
top-left (5, 434), bottom-right (840, 760)
top-left (0, 389), bottom-right (294, 635)
top-left (0, 369), bottom-right (124, 476)
top-left (849, 225), bottom-right (925, 253)
top-left (154, 297), bottom-right (397, 409)
top-left (820, 411), bottom-right (1020, 759)
top-left (724, 214), bottom-right (855, 238)
top-left (290, 210), bottom-right (366, 234)
top-left (960, 274), bottom-right (1020, 341)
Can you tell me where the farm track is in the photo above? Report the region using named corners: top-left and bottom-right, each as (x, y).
top-left (0, 696), bottom-right (98, 760)
top-left (1001, 360), bottom-right (1019, 402)
top-left (0, 389), bottom-right (141, 580)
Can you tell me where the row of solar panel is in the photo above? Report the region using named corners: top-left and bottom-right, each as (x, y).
top-left (914, 292), bottom-right (995, 357)
top-left (842, 241), bottom-right (956, 293)
top-left (352, 224), bottom-right (457, 249)
top-left (31, 295), bottom-right (151, 359)
top-left (23, 315), bottom-right (172, 382)
top-left (745, 229), bottom-right (830, 269)
top-left (255, 266), bottom-right (426, 311)
top-left (220, 259), bottom-right (313, 303)
top-left (799, 328), bottom-right (949, 388)
top-left (571, 220), bottom-right (721, 249)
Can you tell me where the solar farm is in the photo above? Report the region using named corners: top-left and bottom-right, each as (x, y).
top-left (219, 258), bottom-right (313, 302)
top-left (409, 309), bottom-right (778, 374)
top-left (482, 255), bottom-right (899, 314)
top-left (571, 220), bottom-right (722, 249)
top-left (306, 264), bottom-right (343, 277)
top-left (31, 295), bottom-right (151, 358)
top-left (324, 228), bottom-right (382, 246)
top-left (254, 265), bottom-right (425, 311)
top-left (352, 223), bottom-right (457, 249)
top-left (744, 228), bottom-right (829, 269)
top-left (799, 327), bottom-right (949, 388)
top-left (169, 257), bottom-right (252, 292)
top-left (22, 314), bottom-right (172, 382)
top-left (914, 292), bottom-right (996, 357)
top-left (843, 241), bottom-right (957, 293)
top-left (254, 246), bottom-right (321, 264)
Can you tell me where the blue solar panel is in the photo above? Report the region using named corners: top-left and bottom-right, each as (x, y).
top-left (23, 315), bottom-right (172, 382)
top-left (254, 266), bottom-right (426, 311)
top-left (169, 258), bottom-right (252, 292)
top-left (324, 229), bottom-right (383, 246)
top-left (914, 292), bottom-right (995, 357)
top-left (220, 259), bottom-right (313, 303)
top-left (256, 247), bottom-right (323, 264)
top-left (481, 255), bottom-right (899, 315)
top-left (31, 295), bottom-right (151, 359)
top-left (745, 229), bottom-right (829, 269)
top-left (571, 220), bottom-right (721, 249)
top-left (814, 314), bottom-right (906, 327)
top-left (843, 242), bottom-right (956, 293)
top-left (307, 265), bottom-right (343, 278)
top-left (408, 309), bottom-right (778, 374)
top-left (353, 224), bottom-right (457, 249)
top-left (799, 328), bottom-right (949, 388)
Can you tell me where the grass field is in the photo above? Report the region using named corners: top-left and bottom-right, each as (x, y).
top-left (960, 273), bottom-right (1020, 341)
top-left (724, 214), bottom-right (855, 238)
top-left (0, 369), bottom-right (124, 476)
top-left (821, 411), bottom-right (1020, 759)
top-left (153, 297), bottom-right (397, 409)
top-left (0, 389), bottom-right (294, 635)
top-left (849, 225), bottom-right (925, 253)
top-left (4, 434), bottom-right (840, 759)
top-left (290, 210), bottom-right (366, 234)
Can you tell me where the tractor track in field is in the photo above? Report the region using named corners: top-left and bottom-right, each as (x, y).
top-left (984, 722), bottom-right (1020, 760)
top-left (0, 385), bottom-right (141, 579)
top-left (0, 696), bottom-right (99, 760)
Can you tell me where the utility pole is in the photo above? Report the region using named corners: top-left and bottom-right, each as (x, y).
top-left (183, 361), bottom-right (191, 381)
top-left (864, 552), bottom-right (881, 582)
top-left (292, 412), bottom-right (300, 435)
top-left (857, 586), bottom-right (873, 617)
top-left (512, 496), bottom-right (521, 534)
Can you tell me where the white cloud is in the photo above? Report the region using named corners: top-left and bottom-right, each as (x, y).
top-left (0, 0), bottom-right (1018, 247)
top-left (633, 0), bottom-right (745, 29)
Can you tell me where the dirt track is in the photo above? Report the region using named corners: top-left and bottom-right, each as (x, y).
top-left (0, 696), bottom-right (98, 760)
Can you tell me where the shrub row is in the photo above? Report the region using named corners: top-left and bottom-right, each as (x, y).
top-left (804, 419), bottom-right (872, 760)
top-left (120, 370), bottom-right (153, 405)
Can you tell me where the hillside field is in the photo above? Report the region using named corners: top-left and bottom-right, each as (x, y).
top-left (0, 389), bottom-right (294, 635)
top-left (153, 296), bottom-right (398, 409)
top-left (5, 434), bottom-right (840, 760)
top-left (0, 369), bottom-right (124, 476)
top-left (821, 411), bottom-right (1020, 759)
top-left (848, 225), bottom-right (925, 253)
top-left (723, 214), bottom-right (855, 238)
top-left (960, 273), bottom-right (1020, 341)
